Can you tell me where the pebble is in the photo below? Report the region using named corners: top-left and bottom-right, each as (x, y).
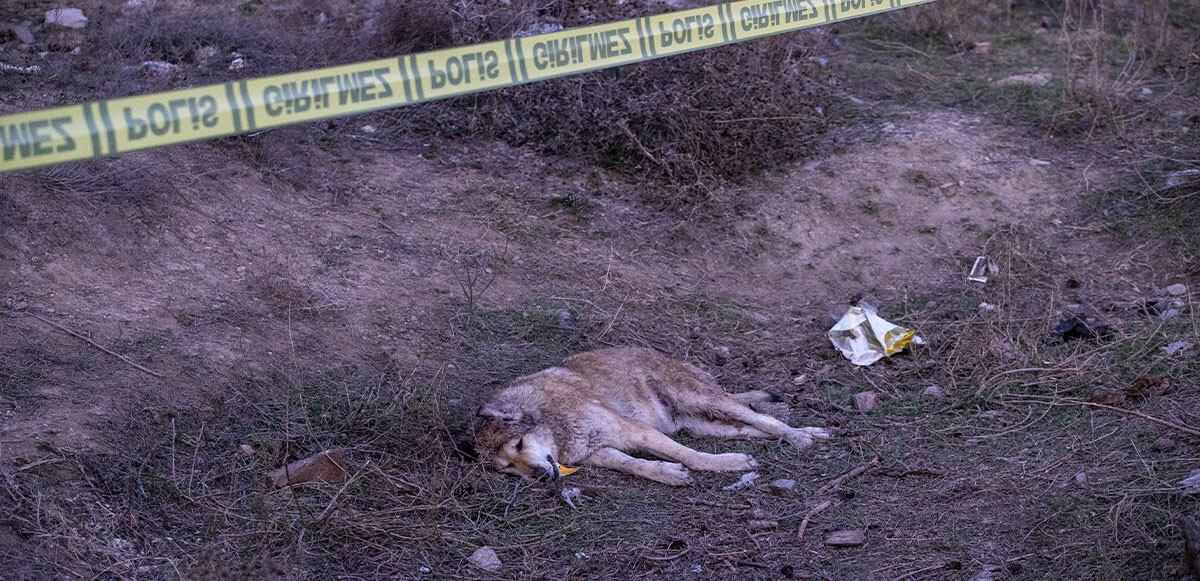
top-left (854, 391), bottom-right (878, 412)
top-left (468, 546), bottom-right (502, 572)
top-left (922, 385), bottom-right (944, 398)
top-left (769, 479), bottom-right (796, 495)
top-left (1166, 283), bottom-right (1188, 296)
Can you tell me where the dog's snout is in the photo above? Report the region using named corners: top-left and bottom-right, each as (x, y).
top-left (531, 463), bottom-right (557, 481)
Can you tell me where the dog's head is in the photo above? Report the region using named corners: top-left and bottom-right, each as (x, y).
top-left (467, 402), bottom-right (561, 483)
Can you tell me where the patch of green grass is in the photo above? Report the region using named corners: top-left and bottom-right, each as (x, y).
top-left (673, 292), bottom-right (759, 333)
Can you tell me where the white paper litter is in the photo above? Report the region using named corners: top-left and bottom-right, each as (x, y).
top-left (828, 300), bottom-right (924, 366)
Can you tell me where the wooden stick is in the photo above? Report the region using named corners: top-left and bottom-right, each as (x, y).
top-left (1014, 396), bottom-right (1200, 438)
top-left (796, 499), bottom-right (833, 541)
top-left (815, 456), bottom-right (880, 496)
top-left (22, 312), bottom-right (164, 378)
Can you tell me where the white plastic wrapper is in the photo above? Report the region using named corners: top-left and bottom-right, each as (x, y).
top-left (827, 300), bottom-right (924, 366)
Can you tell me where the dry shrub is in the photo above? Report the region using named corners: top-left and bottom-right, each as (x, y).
top-left (376, 0), bottom-right (834, 204)
top-left (871, 0), bottom-right (999, 49)
top-left (73, 2), bottom-right (363, 95)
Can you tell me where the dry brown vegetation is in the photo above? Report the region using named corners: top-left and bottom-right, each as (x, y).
top-left (1, 0), bottom-right (1199, 579)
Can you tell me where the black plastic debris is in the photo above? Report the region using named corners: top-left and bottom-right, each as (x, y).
top-left (1048, 315), bottom-right (1112, 344)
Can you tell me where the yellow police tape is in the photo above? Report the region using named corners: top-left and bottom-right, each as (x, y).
top-left (0, 0), bottom-right (935, 173)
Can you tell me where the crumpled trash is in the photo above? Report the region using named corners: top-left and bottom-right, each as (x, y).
top-left (968, 255), bottom-right (998, 283)
top-left (1181, 469), bottom-right (1200, 494)
top-left (1162, 341), bottom-right (1194, 355)
top-left (722, 471), bottom-right (759, 490)
top-left (1048, 315), bottom-right (1112, 344)
top-left (561, 486), bottom-right (587, 508)
top-left (828, 300), bottom-right (924, 366)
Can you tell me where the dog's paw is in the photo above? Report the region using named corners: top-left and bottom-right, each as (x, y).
top-left (653, 462), bottom-right (693, 486)
top-left (711, 452), bottom-right (758, 472)
top-left (786, 427), bottom-right (831, 449)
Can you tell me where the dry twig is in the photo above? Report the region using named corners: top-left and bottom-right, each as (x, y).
top-left (20, 311), bottom-right (165, 378)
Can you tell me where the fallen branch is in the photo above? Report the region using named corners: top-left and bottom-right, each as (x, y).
top-left (796, 499), bottom-right (833, 541)
top-left (1013, 396), bottom-right (1200, 438)
top-left (815, 456), bottom-right (881, 496)
top-left (22, 312), bottom-right (164, 378)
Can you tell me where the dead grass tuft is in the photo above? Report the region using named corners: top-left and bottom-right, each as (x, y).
top-left (374, 0), bottom-right (834, 206)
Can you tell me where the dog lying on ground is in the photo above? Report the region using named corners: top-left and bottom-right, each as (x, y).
top-left (468, 347), bottom-right (830, 485)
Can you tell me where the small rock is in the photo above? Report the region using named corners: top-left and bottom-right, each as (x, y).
top-left (239, 444), bottom-right (254, 455)
top-left (807, 56), bottom-right (829, 67)
top-left (139, 60), bottom-right (181, 77)
top-left (973, 41), bottom-right (990, 53)
top-left (1089, 387), bottom-right (1126, 406)
top-left (468, 546), bottom-right (502, 572)
top-left (556, 308), bottom-right (575, 331)
top-left (792, 374), bottom-right (808, 386)
top-left (46, 8), bottom-right (88, 28)
top-left (971, 564), bottom-right (1004, 581)
top-left (1166, 283), bottom-right (1188, 296)
top-left (266, 449), bottom-right (346, 488)
top-left (994, 72), bottom-right (1052, 88)
top-left (824, 530), bottom-right (866, 547)
top-left (1162, 341), bottom-right (1194, 355)
top-left (1029, 159), bottom-right (1052, 166)
top-left (747, 519), bottom-right (779, 530)
top-left (229, 52), bottom-right (246, 71)
top-left (979, 302), bottom-right (997, 311)
top-left (922, 385), bottom-right (944, 398)
top-left (749, 312), bottom-right (770, 324)
top-left (1153, 437), bottom-right (1176, 452)
top-left (1161, 308), bottom-right (1181, 320)
top-left (723, 471), bottom-right (759, 490)
top-left (853, 391), bottom-right (878, 412)
top-left (1141, 87), bottom-right (1153, 95)
top-left (11, 22), bottom-right (34, 44)
top-left (194, 45), bottom-right (220, 65)
top-left (361, 125), bottom-right (377, 134)
top-left (1074, 471), bottom-right (1088, 486)
top-left (769, 479), bottom-right (796, 495)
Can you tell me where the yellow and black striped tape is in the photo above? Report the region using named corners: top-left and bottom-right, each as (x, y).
top-left (0, 0), bottom-right (934, 173)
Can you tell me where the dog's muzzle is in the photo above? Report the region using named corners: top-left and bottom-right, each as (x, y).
top-left (531, 455), bottom-right (559, 481)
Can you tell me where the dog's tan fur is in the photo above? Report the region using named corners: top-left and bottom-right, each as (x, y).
top-left (469, 347), bottom-right (830, 485)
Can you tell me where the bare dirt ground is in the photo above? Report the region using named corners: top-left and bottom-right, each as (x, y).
top-left (1, 0), bottom-right (1198, 579)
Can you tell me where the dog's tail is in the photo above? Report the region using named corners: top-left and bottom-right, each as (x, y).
top-left (730, 390), bottom-right (781, 404)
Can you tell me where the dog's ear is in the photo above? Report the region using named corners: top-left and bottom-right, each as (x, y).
top-left (476, 404), bottom-right (520, 424)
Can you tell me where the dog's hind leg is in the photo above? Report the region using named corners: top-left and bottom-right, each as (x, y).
top-left (583, 447), bottom-right (692, 486)
top-left (681, 394), bottom-right (830, 449)
top-left (612, 417), bottom-right (758, 472)
top-left (676, 415), bottom-right (771, 439)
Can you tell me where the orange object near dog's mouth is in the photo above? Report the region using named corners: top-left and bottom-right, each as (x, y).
top-left (556, 463), bottom-right (580, 476)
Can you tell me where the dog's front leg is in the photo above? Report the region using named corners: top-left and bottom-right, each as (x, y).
top-left (583, 447), bottom-right (692, 486)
